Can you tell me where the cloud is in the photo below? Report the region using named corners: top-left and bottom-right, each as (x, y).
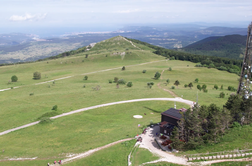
top-left (9, 13), bottom-right (47, 21)
top-left (114, 9), bottom-right (141, 13)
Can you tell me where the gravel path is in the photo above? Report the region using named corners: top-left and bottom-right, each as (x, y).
top-left (122, 37), bottom-right (141, 50)
top-left (157, 70), bottom-right (178, 98)
top-left (61, 138), bottom-right (134, 165)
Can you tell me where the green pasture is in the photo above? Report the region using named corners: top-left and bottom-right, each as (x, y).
top-left (132, 147), bottom-right (159, 166)
top-left (63, 139), bottom-right (136, 166)
top-left (159, 61), bottom-right (239, 107)
top-left (0, 58), bottom-right (238, 131)
top-left (0, 36), bottom-right (243, 165)
top-left (0, 101), bottom-right (187, 161)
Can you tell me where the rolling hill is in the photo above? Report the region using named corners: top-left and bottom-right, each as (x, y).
top-left (180, 34), bottom-right (247, 59)
top-left (0, 36), bottom-right (245, 166)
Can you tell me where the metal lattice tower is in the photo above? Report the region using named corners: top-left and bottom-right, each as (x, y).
top-left (237, 22), bottom-right (252, 98)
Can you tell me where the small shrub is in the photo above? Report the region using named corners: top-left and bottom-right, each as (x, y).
top-left (114, 77), bottom-right (118, 83)
top-left (202, 84), bottom-right (207, 90)
top-left (142, 70), bottom-right (146, 73)
top-left (33, 71), bottom-right (41, 80)
top-left (84, 76), bottom-right (88, 80)
top-left (166, 79), bottom-right (170, 85)
top-left (108, 80), bottom-right (112, 83)
top-left (83, 84), bottom-right (86, 88)
top-left (174, 80), bottom-right (180, 87)
top-left (85, 54), bottom-right (88, 58)
top-left (52, 105), bottom-right (58, 111)
top-left (170, 56), bottom-right (175, 60)
top-left (208, 63), bottom-right (215, 68)
top-left (154, 72), bottom-right (161, 80)
top-left (122, 66), bottom-right (125, 70)
top-left (217, 66), bottom-right (227, 71)
top-left (147, 82), bottom-right (154, 88)
top-left (11, 87), bottom-right (13, 89)
top-left (214, 84), bottom-right (218, 90)
top-left (39, 117), bottom-right (52, 124)
top-left (195, 78), bottom-right (199, 83)
top-left (168, 67), bottom-right (172, 71)
top-left (37, 111), bottom-right (59, 120)
top-left (127, 82), bottom-right (133, 87)
top-left (184, 84), bottom-right (188, 88)
top-left (228, 86), bottom-right (236, 91)
top-left (219, 92), bottom-right (225, 98)
top-left (203, 89), bottom-right (208, 93)
top-left (118, 79), bottom-right (126, 84)
top-left (195, 63), bottom-right (202, 67)
top-left (188, 82), bottom-right (193, 89)
top-left (171, 86), bottom-right (175, 89)
top-left (197, 85), bottom-right (202, 91)
top-left (11, 75), bottom-right (18, 82)
top-left (29, 93), bottom-right (34, 96)
top-left (221, 85), bottom-right (223, 90)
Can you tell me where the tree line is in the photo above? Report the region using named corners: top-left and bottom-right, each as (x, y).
top-left (170, 94), bottom-right (252, 150)
top-left (126, 38), bottom-right (242, 75)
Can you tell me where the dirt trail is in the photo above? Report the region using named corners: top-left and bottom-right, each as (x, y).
top-left (61, 138), bottom-right (133, 165)
top-left (122, 36), bottom-right (141, 50)
top-left (157, 70), bottom-right (178, 97)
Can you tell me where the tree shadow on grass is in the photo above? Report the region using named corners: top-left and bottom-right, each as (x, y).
top-left (143, 106), bottom-right (162, 113)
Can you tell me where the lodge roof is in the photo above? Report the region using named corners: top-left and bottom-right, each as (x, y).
top-left (161, 108), bottom-right (182, 120)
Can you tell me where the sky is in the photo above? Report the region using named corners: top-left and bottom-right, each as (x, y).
top-left (1, 0), bottom-right (252, 36)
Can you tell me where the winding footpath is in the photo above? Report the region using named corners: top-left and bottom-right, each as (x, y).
top-left (157, 70), bottom-right (178, 97)
top-left (61, 138), bottom-right (134, 164)
top-left (0, 98), bottom-right (193, 136)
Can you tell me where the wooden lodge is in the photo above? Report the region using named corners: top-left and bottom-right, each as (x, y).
top-left (159, 108), bottom-right (187, 136)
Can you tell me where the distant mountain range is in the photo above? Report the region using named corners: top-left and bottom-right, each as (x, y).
top-left (180, 34), bottom-right (247, 59)
top-left (0, 24), bottom-right (248, 63)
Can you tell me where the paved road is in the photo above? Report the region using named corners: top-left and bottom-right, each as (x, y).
top-left (0, 98), bottom-right (194, 136)
top-left (139, 126), bottom-right (188, 166)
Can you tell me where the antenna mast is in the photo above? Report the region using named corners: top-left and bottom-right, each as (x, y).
top-left (237, 22), bottom-right (252, 99)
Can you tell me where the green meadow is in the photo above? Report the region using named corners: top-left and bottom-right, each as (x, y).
top-left (0, 36), bottom-right (242, 165)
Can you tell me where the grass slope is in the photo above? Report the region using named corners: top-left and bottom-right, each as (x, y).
top-left (132, 147), bottom-right (159, 166)
top-left (63, 139), bottom-right (136, 166)
top-left (0, 36), bottom-right (243, 165)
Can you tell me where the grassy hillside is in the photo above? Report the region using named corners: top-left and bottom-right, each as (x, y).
top-left (181, 35), bottom-right (246, 59)
top-left (0, 36), bottom-right (242, 165)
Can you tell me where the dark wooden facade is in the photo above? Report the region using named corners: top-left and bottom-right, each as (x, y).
top-left (159, 108), bottom-right (186, 136)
